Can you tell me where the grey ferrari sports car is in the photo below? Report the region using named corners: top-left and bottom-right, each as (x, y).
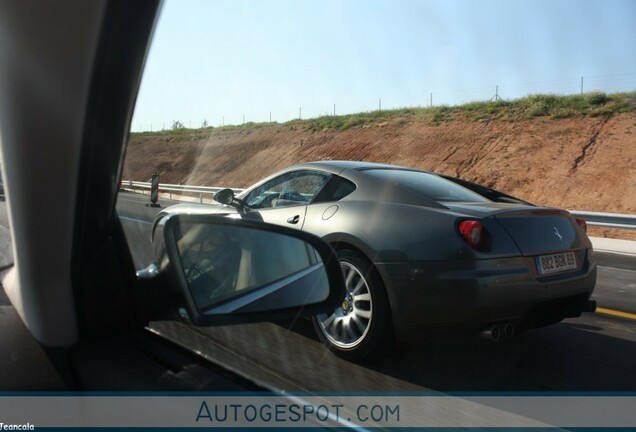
top-left (153, 161), bottom-right (597, 359)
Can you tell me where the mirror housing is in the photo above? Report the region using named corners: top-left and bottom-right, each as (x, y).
top-left (213, 188), bottom-right (234, 205)
top-left (214, 188), bottom-right (248, 215)
top-left (140, 214), bottom-right (345, 326)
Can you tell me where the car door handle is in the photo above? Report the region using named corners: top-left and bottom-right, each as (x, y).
top-left (287, 215), bottom-right (300, 225)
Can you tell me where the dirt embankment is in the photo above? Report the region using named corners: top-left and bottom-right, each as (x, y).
top-left (124, 112), bottom-right (636, 238)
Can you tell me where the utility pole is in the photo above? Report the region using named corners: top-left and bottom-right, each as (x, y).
top-left (581, 76), bottom-right (584, 94)
top-left (270, 112), bottom-right (272, 123)
top-left (334, 104), bottom-right (336, 116)
top-left (430, 93), bottom-right (433, 107)
top-left (379, 98), bottom-right (382, 111)
top-left (299, 107), bottom-right (302, 120)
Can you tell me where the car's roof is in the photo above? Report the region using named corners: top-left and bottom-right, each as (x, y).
top-left (290, 160), bottom-right (432, 175)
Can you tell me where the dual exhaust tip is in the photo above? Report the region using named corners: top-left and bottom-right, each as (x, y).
top-left (479, 301), bottom-right (596, 342)
top-left (479, 322), bottom-right (514, 342)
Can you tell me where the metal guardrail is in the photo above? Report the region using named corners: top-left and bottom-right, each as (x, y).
top-left (122, 180), bottom-right (244, 203)
top-left (121, 180), bottom-right (636, 230)
top-left (569, 210), bottom-right (636, 231)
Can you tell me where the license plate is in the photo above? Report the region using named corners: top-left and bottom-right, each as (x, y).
top-left (537, 252), bottom-right (577, 275)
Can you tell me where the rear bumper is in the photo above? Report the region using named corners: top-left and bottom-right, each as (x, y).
top-left (375, 249), bottom-right (597, 342)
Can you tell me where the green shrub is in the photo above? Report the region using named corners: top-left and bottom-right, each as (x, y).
top-left (586, 92), bottom-right (609, 105)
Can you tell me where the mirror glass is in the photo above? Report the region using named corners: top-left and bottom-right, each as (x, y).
top-left (174, 221), bottom-right (329, 315)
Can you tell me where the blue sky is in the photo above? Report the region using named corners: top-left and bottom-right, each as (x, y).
top-left (131, 0), bottom-right (636, 131)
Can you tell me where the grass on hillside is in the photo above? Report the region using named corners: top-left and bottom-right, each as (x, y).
top-left (132, 91), bottom-right (636, 136)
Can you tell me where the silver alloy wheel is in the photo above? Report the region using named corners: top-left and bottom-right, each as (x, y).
top-left (315, 261), bottom-right (373, 349)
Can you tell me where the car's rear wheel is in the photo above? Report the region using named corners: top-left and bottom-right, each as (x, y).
top-left (312, 250), bottom-right (392, 360)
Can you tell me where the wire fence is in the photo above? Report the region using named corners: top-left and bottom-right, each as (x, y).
top-left (132, 72), bottom-right (636, 132)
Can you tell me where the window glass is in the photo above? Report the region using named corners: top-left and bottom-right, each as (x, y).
top-left (115, 0), bottom-right (636, 399)
top-left (245, 171), bottom-right (330, 209)
top-left (365, 169), bottom-right (490, 203)
top-left (313, 175), bottom-right (357, 203)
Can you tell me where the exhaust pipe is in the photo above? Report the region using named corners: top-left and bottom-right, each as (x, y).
top-left (479, 325), bottom-right (501, 342)
top-left (583, 300), bottom-right (597, 313)
top-left (503, 322), bottom-right (515, 338)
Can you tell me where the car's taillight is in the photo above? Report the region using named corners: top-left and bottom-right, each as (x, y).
top-left (576, 218), bottom-right (587, 234)
top-left (458, 220), bottom-right (483, 249)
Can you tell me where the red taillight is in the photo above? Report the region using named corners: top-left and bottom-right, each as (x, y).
top-left (576, 218), bottom-right (587, 234)
top-left (458, 220), bottom-right (483, 249)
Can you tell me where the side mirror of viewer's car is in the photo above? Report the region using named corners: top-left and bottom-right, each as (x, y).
top-left (137, 215), bottom-right (346, 326)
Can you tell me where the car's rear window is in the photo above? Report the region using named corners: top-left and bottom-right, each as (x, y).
top-left (364, 169), bottom-right (491, 203)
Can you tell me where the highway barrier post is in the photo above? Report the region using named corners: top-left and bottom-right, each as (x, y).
top-left (148, 171), bottom-right (160, 207)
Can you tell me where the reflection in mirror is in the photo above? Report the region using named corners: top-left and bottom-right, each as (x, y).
top-left (175, 222), bottom-right (327, 315)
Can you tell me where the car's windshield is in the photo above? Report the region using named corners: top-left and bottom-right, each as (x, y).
top-left (114, 0), bottom-right (636, 406)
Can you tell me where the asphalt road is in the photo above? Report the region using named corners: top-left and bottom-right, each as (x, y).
top-left (1, 193), bottom-right (636, 392)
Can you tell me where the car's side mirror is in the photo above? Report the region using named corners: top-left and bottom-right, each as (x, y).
top-left (214, 188), bottom-right (249, 215)
top-left (139, 215), bottom-right (345, 326)
top-left (213, 188), bottom-right (234, 205)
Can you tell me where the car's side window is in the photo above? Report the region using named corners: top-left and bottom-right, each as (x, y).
top-left (245, 171), bottom-right (331, 209)
top-left (313, 175), bottom-right (357, 203)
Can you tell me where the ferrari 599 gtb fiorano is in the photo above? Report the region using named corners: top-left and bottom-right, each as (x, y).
top-left (153, 161), bottom-right (596, 359)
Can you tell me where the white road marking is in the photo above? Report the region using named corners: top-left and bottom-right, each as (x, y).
top-left (119, 215), bottom-right (152, 225)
